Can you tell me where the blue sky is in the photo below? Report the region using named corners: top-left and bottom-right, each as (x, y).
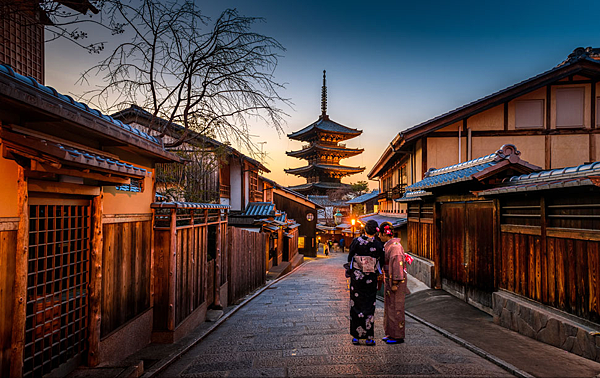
top-left (45, 0), bottom-right (600, 188)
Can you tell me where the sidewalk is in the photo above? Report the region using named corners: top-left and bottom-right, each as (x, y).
top-left (405, 276), bottom-right (600, 378)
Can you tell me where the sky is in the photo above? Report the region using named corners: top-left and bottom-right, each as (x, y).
top-left (45, 0), bottom-right (600, 190)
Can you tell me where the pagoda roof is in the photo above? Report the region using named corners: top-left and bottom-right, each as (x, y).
top-left (288, 116), bottom-right (362, 141)
top-left (286, 143), bottom-right (363, 159)
top-left (288, 182), bottom-right (352, 193)
top-left (285, 163), bottom-right (365, 177)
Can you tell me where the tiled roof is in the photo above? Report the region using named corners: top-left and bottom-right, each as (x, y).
top-left (112, 105), bottom-right (270, 172)
top-left (242, 202), bottom-right (276, 217)
top-left (307, 195), bottom-right (349, 208)
top-left (405, 144), bottom-right (535, 192)
top-left (285, 164), bottom-right (365, 177)
top-left (358, 213), bottom-right (407, 228)
top-left (288, 182), bottom-right (351, 192)
top-left (477, 161), bottom-right (600, 196)
top-left (288, 116), bottom-right (362, 140)
top-left (346, 190), bottom-right (380, 204)
top-left (286, 143), bottom-right (363, 158)
top-left (394, 190), bottom-right (432, 202)
top-left (151, 202), bottom-right (229, 209)
top-left (0, 64), bottom-right (161, 145)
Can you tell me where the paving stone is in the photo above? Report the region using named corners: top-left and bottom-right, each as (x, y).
top-left (158, 254), bottom-right (518, 377)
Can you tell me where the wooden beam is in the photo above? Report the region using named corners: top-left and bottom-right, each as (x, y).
top-left (29, 162), bottom-right (131, 185)
top-left (28, 179), bottom-right (100, 196)
top-left (591, 81), bottom-right (596, 130)
top-left (540, 196), bottom-right (547, 303)
top-left (546, 85), bottom-right (552, 130)
top-left (87, 190), bottom-right (103, 366)
top-left (214, 221), bottom-right (222, 309)
top-left (545, 135), bottom-right (551, 170)
top-left (504, 102), bottom-right (509, 131)
top-left (500, 224), bottom-right (541, 236)
top-left (10, 166), bottom-right (27, 378)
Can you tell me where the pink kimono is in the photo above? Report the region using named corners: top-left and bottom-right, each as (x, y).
top-left (383, 238), bottom-right (411, 339)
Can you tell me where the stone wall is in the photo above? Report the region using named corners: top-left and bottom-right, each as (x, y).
top-left (406, 252), bottom-right (435, 288)
top-left (493, 290), bottom-right (600, 362)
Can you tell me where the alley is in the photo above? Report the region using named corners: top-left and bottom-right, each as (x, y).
top-left (158, 254), bottom-right (512, 377)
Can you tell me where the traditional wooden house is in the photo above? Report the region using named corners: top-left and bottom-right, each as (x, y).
top-left (369, 47), bottom-right (600, 216)
top-left (0, 64), bottom-right (179, 376)
top-left (111, 105), bottom-right (270, 210)
top-left (260, 176), bottom-right (321, 257)
top-left (345, 190), bottom-right (380, 216)
top-left (401, 144), bottom-right (600, 362)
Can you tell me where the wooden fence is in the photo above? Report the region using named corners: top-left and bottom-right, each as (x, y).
top-left (499, 192), bottom-right (600, 323)
top-left (152, 203), bottom-right (229, 334)
top-left (0, 228), bottom-right (17, 377)
top-left (101, 220), bottom-right (152, 337)
top-left (227, 227), bottom-right (267, 305)
top-left (407, 202), bottom-right (436, 261)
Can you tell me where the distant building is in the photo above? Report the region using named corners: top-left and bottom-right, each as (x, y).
top-left (345, 190), bottom-right (380, 215)
top-left (369, 47), bottom-right (600, 216)
top-left (285, 71), bottom-right (364, 195)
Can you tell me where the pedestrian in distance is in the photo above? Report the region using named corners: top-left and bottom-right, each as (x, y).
top-left (346, 220), bottom-right (384, 346)
top-left (326, 240), bottom-right (332, 256)
top-left (339, 237), bottom-right (345, 253)
top-left (379, 222), bottom-right (413, 344)
top-left (323, 240), bottom-right (329, 256)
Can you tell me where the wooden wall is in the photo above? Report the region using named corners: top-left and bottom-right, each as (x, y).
top-left (0, 229), bottom-right (16, 377)
top-left (407, 202), bottom-right (436, 261)
top-left (227, 227), bottom-right (266, 305)
top-left (499, 191), bottom-right (600, 323)
top-left (273, 192), bottom-right (317, 257)
top-left (101, 221), bottom-right (152, 337)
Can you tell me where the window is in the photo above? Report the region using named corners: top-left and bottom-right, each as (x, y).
top-left (515, 100), bottom-right (544, 128)
top-left (556, 87), bottom-right (584, 128)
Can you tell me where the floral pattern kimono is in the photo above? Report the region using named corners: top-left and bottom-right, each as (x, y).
top-left (383, 238), bottom-right (412, 339)
top-left (348, 235), bottom-right (384, 340)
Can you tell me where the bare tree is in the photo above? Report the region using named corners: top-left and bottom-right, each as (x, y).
top-left (0, 0), bottom-right (123, 53)
top-left (79, 0), bottom-right (289, 151)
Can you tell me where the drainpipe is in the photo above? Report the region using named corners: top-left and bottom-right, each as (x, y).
top-left (458, 124), bottom-right (462, 163)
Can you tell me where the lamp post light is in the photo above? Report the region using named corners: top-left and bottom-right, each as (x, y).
top-left (334, 210), bottom-right (343, 225)
top-left (351, 218), bottom-right (356, 238)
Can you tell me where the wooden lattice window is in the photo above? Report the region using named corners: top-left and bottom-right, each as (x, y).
top-left (24, 198), bottom-right (90, 377)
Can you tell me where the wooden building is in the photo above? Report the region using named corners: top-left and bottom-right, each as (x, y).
top-left (285, 71), bottom-right (364, 195)
top-left (261, 176), bottom-right (322, 257)
top-left (0, 64), bottom-right (179, 376)
top-left (345, 190), bottom-right (380, 216)
top-left (400, 144), bottom-right (600, 361)
top-left (369, 47), bottom-right (600, 216)
top-left (111, 105), bottom-right (270, 210)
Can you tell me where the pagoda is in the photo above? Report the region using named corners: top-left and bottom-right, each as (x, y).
top-left (285, 71), bottom-right (365, 195)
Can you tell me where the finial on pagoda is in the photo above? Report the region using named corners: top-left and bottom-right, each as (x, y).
top-left (321, 70), bottom-right (327, 118)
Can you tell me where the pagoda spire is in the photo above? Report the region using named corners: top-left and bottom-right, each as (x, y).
top-left (321, 70), bottom-right (327, 118)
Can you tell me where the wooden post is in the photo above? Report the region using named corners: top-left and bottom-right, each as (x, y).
top-left (540, 196), bottom-right (548, 303)
top-left (88, 189), bottom-right (103, 366)
top-left (150, 208), bottom-right (155, 308)
top-left (168, 209), bottom-right (177, 331)
top-left (214, 217), bottom-right (222, 309)
top-left (10, 166), bottom-right (27, 378)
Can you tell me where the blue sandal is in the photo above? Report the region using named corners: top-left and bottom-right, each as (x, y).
top-left (351, 338), bottom-right (360, 345)
top-left (365, 339), bottom-right (376, 346)
top-left (385, 338), bottom-right (404, 344)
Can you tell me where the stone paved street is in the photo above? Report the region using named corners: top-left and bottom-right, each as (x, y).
top-left (158, 253), bottom-right (513, 377)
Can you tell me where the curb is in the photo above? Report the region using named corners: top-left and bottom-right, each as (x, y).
top-left (404, 308), bottom-right (534, 378)
top-left (141, 259), bottom-right (314, 377)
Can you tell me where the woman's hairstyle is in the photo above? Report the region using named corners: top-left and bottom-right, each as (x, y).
top-left (379, 222), bottom-right (393, 236)
top-left (364, 220), bottom-right (379, 235)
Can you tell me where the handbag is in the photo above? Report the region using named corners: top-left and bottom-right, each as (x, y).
top-left (343, 262), bottom-right (352, 278)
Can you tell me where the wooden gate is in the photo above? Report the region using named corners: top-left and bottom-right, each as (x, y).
top-left (24, 197), bottom-right (91, 377)
top-left (441, 201), bottom-right (495, 299)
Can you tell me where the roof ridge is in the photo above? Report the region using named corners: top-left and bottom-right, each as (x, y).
top-left (425, 144), bottom-right (520, 177)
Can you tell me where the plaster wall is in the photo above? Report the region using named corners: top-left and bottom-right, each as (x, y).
top-left (0, 154), bottom-right (19, 218)
top-left (229, 159), bottom-right (242, 211)
top-left (426, 137), bottom-right (460, 171)
top-left (551, 134), bottom-right (590, 168)
top-left (103, 174), bottom-right (154, 216)
top-left (415, 140), bottom-right (423, 181)
top-left (466, 104), bottom-right (503, 131)
top-left (471, 135), bottom-right (545, 168)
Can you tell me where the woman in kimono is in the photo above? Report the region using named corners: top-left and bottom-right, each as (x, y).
top-left (347, 220), bottom-right (384, 345)
top-left (379, 222), bottom-right (412, 344)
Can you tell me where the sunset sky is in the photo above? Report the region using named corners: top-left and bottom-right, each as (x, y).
top-left (45, 0), bottom-right (600, 190)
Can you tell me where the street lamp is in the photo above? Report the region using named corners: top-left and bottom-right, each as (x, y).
top-left (334, 210), bottom-right (343, 225)
top-left (351, 218), bottom-right (356, 237)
